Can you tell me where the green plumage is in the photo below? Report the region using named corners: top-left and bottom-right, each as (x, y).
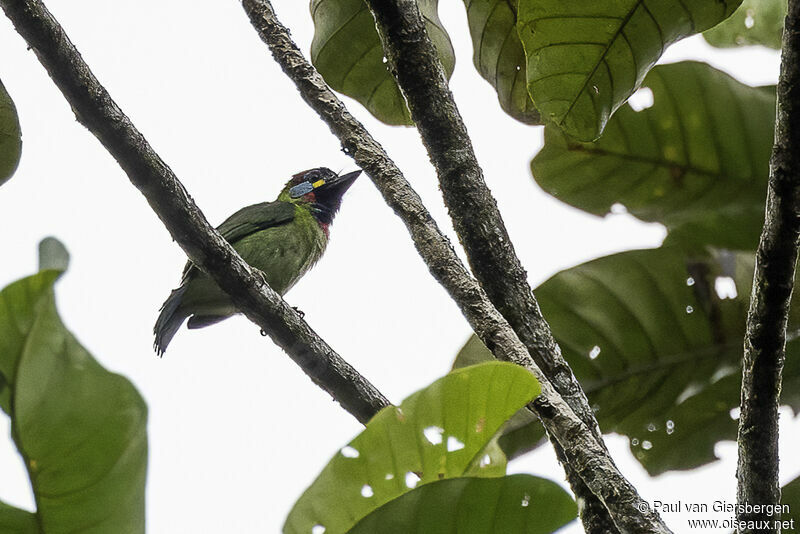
top-left (154, 168), bottom-right (359, 354)
top-left (180, 202), bottom-right (327, 321)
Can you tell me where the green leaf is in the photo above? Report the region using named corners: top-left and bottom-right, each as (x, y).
top-left (517, 0), bottom-right (742, 140)
top-left (455, 246), bottom-right (773, 475)
top-left (0, 79), bottom-right (22, 186)
top-left (284, 362), bottom-right (540, 534)
top-left (704, 0), bottom-right (786, 49)
top-left (0, 500), bottom-right (38, 534)
top-left (347, 475), bottom-right (576, 534)
top-left (531, 61), bottom-right (775, 251)
top-left (310, 0), bottom-right (455, 125)
top-left (782, 475), bottom-right (800, 529)
top-left (452, 338), bottom-right (545, 458)
top-left (0, 270), bottom-right (62, 416)
top-left (0, 260), bottom-right (147, 532)
top-left (462, 0), bottom-right (541, 124)
top-left (37, 237), bottom-right (70, 273)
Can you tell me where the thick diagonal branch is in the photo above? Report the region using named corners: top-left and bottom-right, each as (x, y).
top-left (737, 2), bottom-right (800, 531)
top-left (361, 0), bottom-right (597, 436)
top-left (0, 0), bottom-right (390, 425)
top-left (363, 1), bottom-right (619, 532)
top-left (242, 1), bottom-right (670, 532)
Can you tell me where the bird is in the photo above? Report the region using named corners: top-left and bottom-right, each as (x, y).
top-left (153, 167), bottom-right (361, 355)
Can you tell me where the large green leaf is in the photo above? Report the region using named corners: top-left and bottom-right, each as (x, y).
top-left (310, 0), bottom-right (455, 126)
top-left (347, 475), bottom-right (576, 534)
top-left (704, 0), bottom-right (786, 49)
top-left (0, 79), bottom-right (22, 186)
top-left (0, 500), bottom-right (37, 534)
top-left (284, 362), bottom-right (540, 534)
top-left (532, 61), bottom-right (775, 251)
top-left (454, 246), bottom-right (787, 475)
top-left (462, 0), bottom-right (541, 124)
top-left (517, 0), bottom-right (742, 140)
top-left (0, 242), bottom-right (147, 533)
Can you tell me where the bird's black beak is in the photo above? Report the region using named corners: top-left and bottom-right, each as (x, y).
top-left (316, 169), bottom-right (361, 197)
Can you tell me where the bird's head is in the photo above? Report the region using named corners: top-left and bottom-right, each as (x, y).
top-left (280, 167), bottom-right (361, 225)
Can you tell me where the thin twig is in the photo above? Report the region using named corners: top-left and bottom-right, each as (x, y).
top-left (363, 1), bottom-right (619, 531)
top-left (0, 0), bottom-right (390, 425)
top-left (737, 1), bottom-right (800, 531)
top-left (242, 1), bottom-right (670, 531)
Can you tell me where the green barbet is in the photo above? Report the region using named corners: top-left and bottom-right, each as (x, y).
top-left (154, 167), bottom-right (360, 354)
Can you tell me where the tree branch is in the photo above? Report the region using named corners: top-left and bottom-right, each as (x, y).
top-left (0, 0), bottom-right (390, 426)
top-left (242, 1), bottom-right (670, 532)
top-left (363, 1), bottom-right (618, 531)
top-left (737, 1), bottom-right (800, 531)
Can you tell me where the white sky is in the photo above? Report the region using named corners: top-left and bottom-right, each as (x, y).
top-left (0, 2), bottom-right (797, 533)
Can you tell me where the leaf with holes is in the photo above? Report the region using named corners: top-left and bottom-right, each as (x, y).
top-left (517, 0), bottom-right (742, 140)
top-left (453, 246), bottom-right (800, 475)
top-left (704, 0), bottom-right (786, 49)
top-left (310, 0), bottom-right (455, 125)
top-left (461, 0), bottom-right (541, 124)
top-left (532, 61), bottom-right (775, 251)
top-left (347, 475), bottom-right (576, 534)
top-left (0, 79), bottom-right (22, 186)
top-left (0, 241), bottom-right (147, 533)
top-left (284, 362), bottom-right (540, 534)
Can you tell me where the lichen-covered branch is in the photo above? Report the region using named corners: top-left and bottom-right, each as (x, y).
top-left (737, 1), bottom-right (800, 531)
top-left (0, 0), bottom-right (390, 425)
top-left (242, 1), bottom-right (670, 531)
top-left (362, 1), bottom-right (619, 531)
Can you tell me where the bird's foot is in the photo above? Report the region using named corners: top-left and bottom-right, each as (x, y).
top-left (292, 306), bottom-right (305, 318)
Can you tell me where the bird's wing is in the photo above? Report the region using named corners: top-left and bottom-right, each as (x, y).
top-left (180, 201), bottom-right (297, 280)
top-left (216, 201), bottom-right (297, 244)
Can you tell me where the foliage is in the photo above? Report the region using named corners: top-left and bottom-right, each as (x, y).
top-left (516, 0), bottom-right (741, 141)
top-left (311, 0), bottom-right (744, 137)
top-left (704, 0), bottom-right (787, 49)
top-left (456, 245), bottom-right (800, 475)
top-left (0, 79), bottom-right (22, 186)
top-left (310, 0), bottom-right (455, 125)
top-left (532, 61), bottom-right (775, 251)
top-left (0, 240), bottom-right (148, 533)
top-left (783, 475), bottom-right (800, 528)
top-left (346, 474), bottom-right (576, 534)
top-left (284, 362), bottom-right (556, 534)
top-left (461, 0), bottom-right (540, 124)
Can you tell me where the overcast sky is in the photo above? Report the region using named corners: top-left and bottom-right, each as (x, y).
top-left (0, 2), bottom-right (797, 533)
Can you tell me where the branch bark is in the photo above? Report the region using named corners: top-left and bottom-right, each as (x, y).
top-left (362, 1), bottom-right (617, 531)
top-left (243, 1), bottom-right (670, 532)
top-left (737, 2), bottom-right (800, 531)
top-left (0, 0), bottom-right (390, 426)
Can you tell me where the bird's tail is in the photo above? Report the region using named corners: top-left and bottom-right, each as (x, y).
top-left (154, 285), bottom-right (189, 356)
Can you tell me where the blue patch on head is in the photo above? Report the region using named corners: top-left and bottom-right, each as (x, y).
top-left (289, 181), bottom-right (314, 198)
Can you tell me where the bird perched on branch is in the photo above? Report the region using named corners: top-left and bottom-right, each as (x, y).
top-left (154, 167), bottom-right (361, 355)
